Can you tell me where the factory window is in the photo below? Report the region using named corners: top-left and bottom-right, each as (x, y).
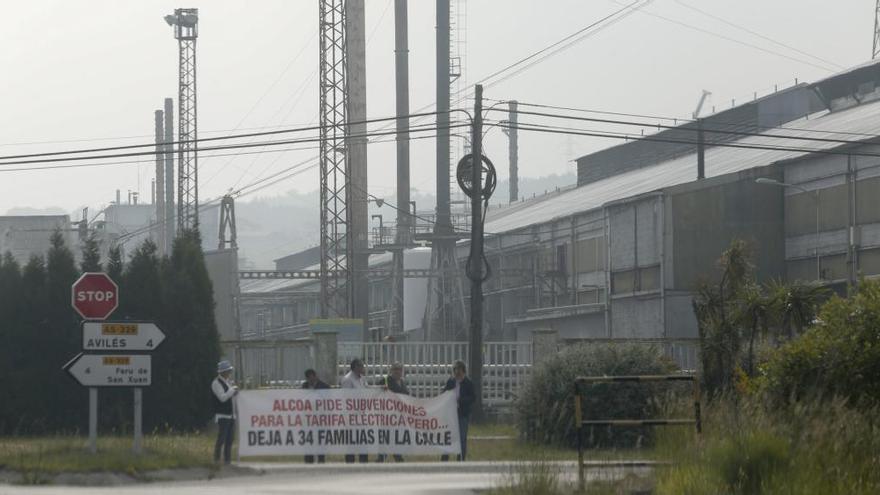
top-left (557, 244), bottom-right (568, 273)
top-left (611, 269), bottom-right (636, 294)
top-left (575, 237), bottom-right (605, 273)
top-left (859, 247), bottom-right (880, 277)
top-left (639, 265), bottom-right (661, 291)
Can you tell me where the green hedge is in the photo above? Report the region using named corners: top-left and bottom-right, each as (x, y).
top-left (516, 342), bottom-right (678, 448)
top-left (761, 278), bottom-right (880, 408)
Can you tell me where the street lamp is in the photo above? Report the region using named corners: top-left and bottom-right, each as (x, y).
top-left (756, 178), bottom-right (820, 280)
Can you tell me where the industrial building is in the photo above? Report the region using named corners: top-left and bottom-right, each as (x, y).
top-left (234, 58), bottom-right (880, 354)
top-left (0, 215), bottom-right (79, 265)
top-left (462, 59), bottom-right (880, 344)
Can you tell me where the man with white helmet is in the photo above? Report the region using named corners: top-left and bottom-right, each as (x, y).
top-left (212, 360), bottom-right (238, 464)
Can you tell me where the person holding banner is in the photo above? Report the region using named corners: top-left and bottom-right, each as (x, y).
top-left (211, 360), bottom-right (239, 465)
top-left (341, 358), bottom-right (369, 463)
top-left (377, 362), bottom-right (409, 463)
top-left (441, 360), bottom-right (475, 461)
top-left (303, 369), bottom-right (329, 464)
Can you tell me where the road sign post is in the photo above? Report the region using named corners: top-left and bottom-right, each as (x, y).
top-left (82, 322), bottom-right (166, 351)
top-left (65, 354), bottom-right (152, 387)
top-left (67, 273), bottom-right (160, 455)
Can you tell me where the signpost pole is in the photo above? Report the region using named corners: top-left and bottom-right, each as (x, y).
top-left (88, 387), bottom-right (97, 454)
top-left (133, 388), bottom-right (143, 454)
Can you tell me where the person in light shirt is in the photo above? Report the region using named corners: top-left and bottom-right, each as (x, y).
top-left (441, 360), bottom-right (475, 461)
top-left (341, 358), bottom-right (369, 463)
top-left (211, 360), bottom-right (238, 464)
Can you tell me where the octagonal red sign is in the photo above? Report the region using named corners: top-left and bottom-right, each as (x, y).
top-left (71, 272), bottom-right (119, 320)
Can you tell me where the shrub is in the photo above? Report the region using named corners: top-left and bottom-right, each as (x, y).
top-left (761, 278), bottom-right (880, 408)
top-left (516, 343), bottom-right (678, 449)
top-left (656, 396), bottom-right (880, 495)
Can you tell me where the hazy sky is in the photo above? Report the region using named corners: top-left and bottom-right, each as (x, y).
top-left (0, 0), bottom-right (873, 218)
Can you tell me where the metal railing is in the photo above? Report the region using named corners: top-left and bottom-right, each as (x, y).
top-left (222, 339), bottom-right (314, 389)
top-left (572, 374), bottom-right (702, 491)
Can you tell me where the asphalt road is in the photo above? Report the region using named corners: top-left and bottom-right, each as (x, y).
top-left (0, 462), bottom-right (653, 495)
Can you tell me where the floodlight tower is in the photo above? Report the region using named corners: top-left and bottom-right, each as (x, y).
top-left (165, 8), bottom-right (199, 234)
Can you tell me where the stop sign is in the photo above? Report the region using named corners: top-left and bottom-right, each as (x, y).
top-left (71, 272), bottom-right (119, 320)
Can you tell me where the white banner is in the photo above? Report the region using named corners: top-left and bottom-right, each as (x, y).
top-left (236, 389), bottom-right (461, 457)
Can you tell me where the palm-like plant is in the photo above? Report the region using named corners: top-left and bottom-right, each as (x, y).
top-left (767, 280), bottom-right (829, 340)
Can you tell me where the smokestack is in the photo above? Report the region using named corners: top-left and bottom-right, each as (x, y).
top-left (393, 0), bottom-right (411, 335)
top-left (164, 98), bottom-right (175, 244)
top-left (116, 189), bottom-right (121, 205)
top-left (346, 0), bottom-right (370, 335)
top-left (154, 109), bottom-right (166, 254)
top-left (435, 0), bottom-right (451, 232)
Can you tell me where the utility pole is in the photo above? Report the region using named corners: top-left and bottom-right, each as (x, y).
top-left (164, 98), bottom-right (175, 246)
top-left (393, 0), bottom-right (411, 336)
top-left (697, 119), bottom-right (705, 180)
top-left (154, 110), bottom-right (166, 256)
top-left (468, 84), bottom-right (484, 421)
top-left (165, 8), bottom-right (199, 234)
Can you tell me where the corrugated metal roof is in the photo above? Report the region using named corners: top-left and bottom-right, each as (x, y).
top-left (484, 99), bottom-right (880, 233)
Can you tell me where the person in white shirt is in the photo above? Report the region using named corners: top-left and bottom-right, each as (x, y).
top-left (212, 360), bottom-right (238, 464)
top-left (341, 358), bottom-right (368, 462)
top-left (341, 358), bottom-right (367, 389)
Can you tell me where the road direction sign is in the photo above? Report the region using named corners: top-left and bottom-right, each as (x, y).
top-left (71, 272), bottom-right (119, 320)
top-left (64, 353), bottom-right (151, 387)
top-left (82, 322), bottom-right (166, 351)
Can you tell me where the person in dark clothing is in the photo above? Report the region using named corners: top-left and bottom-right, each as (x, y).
top-left (212, 360), bottom-right (239, 464)
top-left (441, 360), bottom-right (475, 461)
top-left (303, 369), bottom-right (329, 464)
top-left (378, 363), bottom-right (408, 463)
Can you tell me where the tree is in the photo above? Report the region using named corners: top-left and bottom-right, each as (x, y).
top-left (146, 229), bottom-right (220, 431)
top-left (693, 240), bottom-right (753, 395)
top-left (0, 253), bottom-right (22, 432)
top-left (107, 245), bottom-right (123, 282)
top-left (80, 233), bottom-right (102, 272)
top-left (44, 230), bottom-right (86, 431)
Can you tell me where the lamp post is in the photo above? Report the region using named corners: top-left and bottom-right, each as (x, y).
top-left (756, 178), bottom-right (820, 280)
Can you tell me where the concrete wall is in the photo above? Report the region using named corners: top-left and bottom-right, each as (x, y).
top-left (0, 215), bottom-right (76, 266)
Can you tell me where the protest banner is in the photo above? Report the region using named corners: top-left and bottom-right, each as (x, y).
top-left (236, 388), bottom-right (461, 457)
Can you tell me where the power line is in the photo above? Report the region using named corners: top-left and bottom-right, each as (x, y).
top-left (504, 99), bottom-right (880, 140)
top-left (490, 107), bottom-right (880, 147)
top-left (612, 0), bottom-right (838, 72)
top-left (475, 0), bottom-right (647, 86)
top-left (673, 0), bottom-right (843, 70)
top-left (0, 111), bottom-right (466, 163)
top-left (0, 122), bottom-right (470, 168)
top-left (494, 120), bottom-right (880, 159)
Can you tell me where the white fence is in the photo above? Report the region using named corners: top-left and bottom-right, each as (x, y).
top-left (337, 341), bottom-right (532, 407)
